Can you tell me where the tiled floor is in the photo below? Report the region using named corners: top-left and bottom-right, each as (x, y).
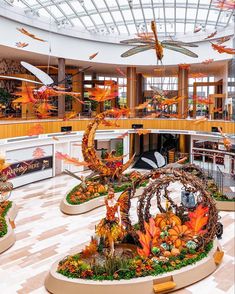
top-left (0, 173), bottom-right (234, 294)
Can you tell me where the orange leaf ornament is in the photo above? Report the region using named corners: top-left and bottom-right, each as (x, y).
top-left (27, 124), bottom-right (44, 136)
top-left (185, 204), bottom-right (209, 235)
top-left (55, 151), bottom-right (90, 167)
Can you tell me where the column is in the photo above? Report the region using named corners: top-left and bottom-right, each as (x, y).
top-left (178, 66), bottom-right (189, 118)
top-left (127, 67), bottom-right (137, 117)
top-left (58, 58), bottom-right (65, 118)
top-left (72, 70), bottom-right (84, 114)
top-left (136, 73), bottom-right (145, 105)
top-left (179, 134), bottom-right (186, 154)
top-left (192, 83), bottom-right (197, 119)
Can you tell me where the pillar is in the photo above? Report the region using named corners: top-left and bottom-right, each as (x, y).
top-left (136, 73), bottom-right (145, 105)
top-left (178, 66), bottom-right (189, 118)
top-left (58, 58), bottom-right (65, 118)
top-left (192, 83), bottom-right (197, 119)
top-left (127, 67), bottom-right (137, 117)
top-left (179, 134), bottom-right (186, 154)
top-left (72, 70), bottom-right (84, 113)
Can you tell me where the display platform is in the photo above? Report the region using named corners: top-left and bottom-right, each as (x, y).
top-left (216, 200), bottom-right (235, 211)
top-left (60, 186), bottom-right (145, 215)
top-left (0, 203), bottom-right (18, 254)
top-left (45, 239), bottom-right (223, 294)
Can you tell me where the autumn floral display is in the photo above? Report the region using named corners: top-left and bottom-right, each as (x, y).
top-left (57, 205), bottom-right (212, 280)
top-left (66, 172), bottom-right (147, 205)
top-left (58, 169), bottom-right (218, 281)
top-left (0, 201), bottom-right (12, 238)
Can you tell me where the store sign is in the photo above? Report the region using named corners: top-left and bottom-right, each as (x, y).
top-left (2, 156), bottom-right (53, 180)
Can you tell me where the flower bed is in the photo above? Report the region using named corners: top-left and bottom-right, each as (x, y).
top-left (57, 237), bottom-right (213, 281)
top-left (0, 201), bottom-right (12, 238)
top-left (57, 202), bottom-right (215, 281)
top-left (66, 174), bottom-right (148, 205)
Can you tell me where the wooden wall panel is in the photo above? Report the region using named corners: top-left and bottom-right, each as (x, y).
top-left (0, 119), bottom-right (234, 139)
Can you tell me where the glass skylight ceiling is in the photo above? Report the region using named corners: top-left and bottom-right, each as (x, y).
top-left (6, 0), bottom-right (234, 37)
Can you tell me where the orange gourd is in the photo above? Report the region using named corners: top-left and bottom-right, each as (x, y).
top-left (98, 185), bottom-right (106, 193)
top-left (155, 212), bottom-right (182, 229)
top-left (168, 225), bottom-right (193, 248)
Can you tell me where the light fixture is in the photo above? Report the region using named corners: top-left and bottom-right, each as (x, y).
top-left (0, 175), bottom-right (13, 203)
top-left (78, 0), bottom-right (85, 7)
top-left (128, 0), bottom-right (133, 9)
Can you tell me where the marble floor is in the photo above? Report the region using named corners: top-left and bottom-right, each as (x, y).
top-left (0, 173), bottom-right (234, 294)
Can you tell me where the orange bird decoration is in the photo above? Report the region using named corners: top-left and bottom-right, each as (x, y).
top-left (211, 43), bottom-right (235, 54)
top-left (17, 28), bottom-right (47, 42)
top-left (135, 101), bottom-right (149, 110)
top-left (135, 129), bottom-right (151, 136)
top-left (194, 27), bottom-right (202, 33)
top-left (111, 107), bottom-right (131, 118)
top-left (52, 136), bottom-right (59, 141)
top-left (202, 59), bottom-right (214, 64)
top-left (193, 117), bottom-right (208, 125)
top-left (121, 20), bottom-right (198, 61)
top-left (101, 119), bottom-right (120, 128)
top-left (15, 42), bottom-right (28, 48)
top-left (89, 52), bottom-right (99, 60)
top-left (218, 127), bottom-right (232, 151)
top-left (197, 97), bottom-right (213, 105)
top-left (104, 154), bottom-right (127, 162)
top-left (63, 111), bottom-right (77, 121)
top-left (32, 147), bottom-right (46, 159)
top-left (189, 72), bottom-right (207, 79)
top-left (205, 31), bottom-right (217, 39)
top-left (179, 63), bottom-right (191, 70)
top-left (88, 82), bottom-right (118, 102)
top-left (117, 132), bottom-right (128, 139)
top-left (55, 151), bottom-right (90, 167)
top-left (115, 67), bottom-right (126, 77)
top-left (27, 124), bottom-right (44, 136)
top-left (216, 36), bottom-right (231, 44)
top-left (215, 0), bottom-right (235, 9)
top-left (145, 112), bottom-right (161, 118)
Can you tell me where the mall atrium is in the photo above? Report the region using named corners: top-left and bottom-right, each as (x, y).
top-left (0, 0), bottom-right (234, 293)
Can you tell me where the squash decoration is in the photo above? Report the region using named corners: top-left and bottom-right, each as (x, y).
top-left (168, 225), bottom-right (193, 248)
top-left (155, 211), bottom-right (182, 229)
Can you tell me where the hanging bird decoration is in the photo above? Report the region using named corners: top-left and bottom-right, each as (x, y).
top-left (89, 52), bottom-right (99, 60)
top-left (205, 31), bottom-right (217, 39)
top-left (202, 59), bottom-right (214, 64)
top-left (215, 0), bottom-right (235, 10)
top-left (17, 28), bottom-right (47, 42)
top-left (211, 43), bottom-right (235, 54)
top-left (121, 20), bottom-right (198, 61)
top-left (15, 42), bottom-right (29, 48)
top-left (55, 152), bottom-right (91, 167)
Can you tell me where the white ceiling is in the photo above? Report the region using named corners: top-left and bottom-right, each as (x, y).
top-left (3, 0), bottom-right (234, 37)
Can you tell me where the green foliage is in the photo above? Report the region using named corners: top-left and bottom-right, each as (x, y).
top-left (57, 241), bottom-right (214, 281)
top-left (0, 88), bottom-right (14, 106)
top-left (66, 180), bottom-right (148, 205)
top-left (0, 217), bottom-right (7, 238)
top-left (0, 201), bottom-right (12, 238)
top-left (115, 141), bottom-right (123, 156)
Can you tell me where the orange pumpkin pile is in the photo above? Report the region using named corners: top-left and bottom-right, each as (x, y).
top-left (137, 205), bottom-right (209, 259)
